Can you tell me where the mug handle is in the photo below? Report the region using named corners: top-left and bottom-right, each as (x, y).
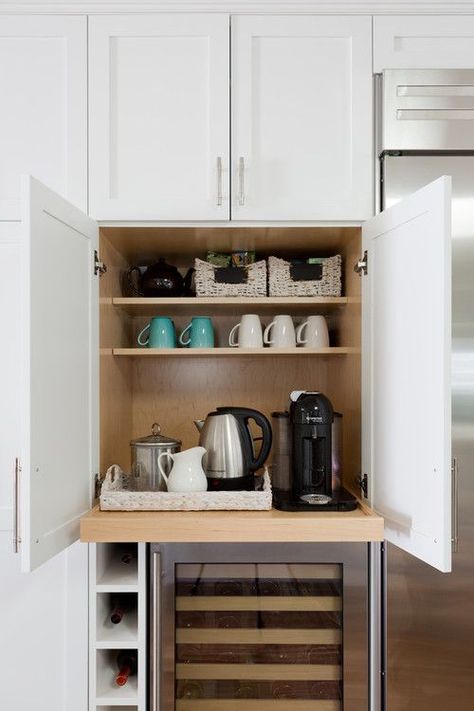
top-left (296, 321), bottom-right (309, 345)
top-left (179, 322), bottom-right (192, 347)
top-left (137, 323), bottom-right (150, 346)
top-left (229, 323), bottom-right (240, 347)
top-left (263, 321), bottom-right (276, 345)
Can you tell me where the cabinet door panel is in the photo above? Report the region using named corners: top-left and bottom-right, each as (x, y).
top-left (0, 16), bottom-right (87, 219)
top-left (232, 16), bottom-right (372, 221)
top-left (89, 15), bottom-right (229, 221)
top-left (362, 177), bottom-right (452, 572)
top-left (374, 16), bottom-right (474, 72)
top-left (21, 177), bottom-right (98, 571)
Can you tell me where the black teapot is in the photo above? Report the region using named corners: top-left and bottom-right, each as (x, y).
top-left (126, 259), bottom-right (193, 297)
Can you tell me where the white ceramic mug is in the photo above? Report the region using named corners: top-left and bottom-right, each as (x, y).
top-left (263, 315), bottom-right (296, 348)
top-left (229, 314), bottom-right (263, 348)
top-left (296, 315), bottom-right (330, 348)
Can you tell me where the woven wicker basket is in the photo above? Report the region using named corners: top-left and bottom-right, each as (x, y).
top-left (268, 255), bottom-right (342, 297)
top-left (100, 464), bottom-right (272, 511)
top-left (194, 258), bottom-right (267, 297)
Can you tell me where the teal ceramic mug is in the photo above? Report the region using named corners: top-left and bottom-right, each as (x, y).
top-left (138, 317), bottom-right (176, 348)
top-left (179, 317), bottom-right (215, 348)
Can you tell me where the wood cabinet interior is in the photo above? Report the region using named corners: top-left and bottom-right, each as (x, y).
top-left (99, 226), bottom-right (362, 494)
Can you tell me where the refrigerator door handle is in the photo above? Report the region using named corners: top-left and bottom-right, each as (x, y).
top-left (452, 457), bottom-right (459, 553)
top-left (151, 551), bottom-right (161, 711)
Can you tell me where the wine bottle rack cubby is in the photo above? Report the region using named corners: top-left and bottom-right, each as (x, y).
top-left (90, 543), bottom-right (146, 710)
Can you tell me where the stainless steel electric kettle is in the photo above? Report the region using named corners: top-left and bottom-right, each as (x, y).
top-left (194, 407), bottom-right (272, 491)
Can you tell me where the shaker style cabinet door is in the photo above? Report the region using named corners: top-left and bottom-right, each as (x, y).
top-left (89, 15), bottom-right (230, 221)
top-left (374, 16), bottom-right (474, 72)
top-left (20, 177), bottom-right (99, 572)
top-left (231, 16), bottom-right (372, 221)
top-left (0, 16), bottom-right (87, 219)
top-left (362, 177), bottom-right (452, 572)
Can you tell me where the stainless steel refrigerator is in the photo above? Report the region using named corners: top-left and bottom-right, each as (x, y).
top-left (378, 70), bottom-right (474, 710)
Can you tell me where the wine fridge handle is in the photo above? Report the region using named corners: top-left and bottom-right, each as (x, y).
top-left (151, 551), bottom-right (161, 711)
top-left (216, 156), bottom-right (223, 206)
top-left (13, 458), bottom-right (21, 553)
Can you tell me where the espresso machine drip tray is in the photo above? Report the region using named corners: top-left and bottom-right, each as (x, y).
top-left (273, 487), bottom-right (358, 512)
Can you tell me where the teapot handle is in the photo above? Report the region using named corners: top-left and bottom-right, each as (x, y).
top-left (231, 408), bottom-right (273, 472)
top-left (158, 451), bottom-right (173, 490)
top-left (126, 266), bottom-right (143, 297)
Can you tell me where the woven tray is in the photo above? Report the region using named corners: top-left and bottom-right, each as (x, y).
top-left (99, 464), bottom-right (272, 511)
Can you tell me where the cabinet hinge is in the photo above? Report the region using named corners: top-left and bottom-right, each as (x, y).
top-left (13, 458), bottom-right (21, 553)
top-left (354, 250), bottom-right (368, 276)
top-left (357, 473), bottom-right (368, 498)
top-left (94, 250), bottom-right (107, 277)
top-left (452, 458), bottom-right (459, 553)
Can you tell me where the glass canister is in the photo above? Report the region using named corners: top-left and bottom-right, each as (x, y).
top-left (130, 422), bottom-right (181, 491)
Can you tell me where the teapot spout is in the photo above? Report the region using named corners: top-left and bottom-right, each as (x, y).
top-left (194, 419), bottom-right (205, 432)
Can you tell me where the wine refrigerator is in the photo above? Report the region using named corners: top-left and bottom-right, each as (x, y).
top-left (150, 543), bottom-right (369, 711)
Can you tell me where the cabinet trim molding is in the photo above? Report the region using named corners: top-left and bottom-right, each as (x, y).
top-left (1, 2), bottom-right (474, 15)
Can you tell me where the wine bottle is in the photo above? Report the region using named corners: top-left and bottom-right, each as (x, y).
top-left (121, 550), bottom-right (136, 565)
top-left (115, 650), bottom-right (138, 687)
top-left (110, 595), bottom-right (131, 625)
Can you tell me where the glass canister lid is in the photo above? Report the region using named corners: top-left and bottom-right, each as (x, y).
top-left (130, 422), bottom-right (181, 448)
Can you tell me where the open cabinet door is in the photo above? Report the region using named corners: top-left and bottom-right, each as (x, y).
top-left (362, 176), bottom-right (452, 572)
top-left (21, 176), bottom-right (98, 571)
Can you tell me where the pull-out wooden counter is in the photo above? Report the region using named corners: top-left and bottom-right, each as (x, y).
top-left (80, 504), bottom-right (383, 543)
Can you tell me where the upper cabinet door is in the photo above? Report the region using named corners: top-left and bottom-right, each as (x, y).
top-left (362, 177), bottom-right (452, 572)
top-left (21, 177), bottom-right (98, 572)
top-left (374, 16), bottom-right (474, 72)
top-left (0, 16), bottom-right (87, 219)
top-left (231, 16), bottom-right (372, 221)
top-left (89, 15), bottom-right (230, 221)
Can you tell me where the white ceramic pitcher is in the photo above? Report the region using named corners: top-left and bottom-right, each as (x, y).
top-left (158, 446), bottom-right (208, 493)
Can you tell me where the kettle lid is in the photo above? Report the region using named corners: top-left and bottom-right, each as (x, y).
top-left (130, 422), bottom-right (181, 447)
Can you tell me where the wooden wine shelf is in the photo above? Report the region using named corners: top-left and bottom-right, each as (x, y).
top-left (112, 296), bottom-right (352, 316)
top-left (112, 346), bottom-right (358, 357)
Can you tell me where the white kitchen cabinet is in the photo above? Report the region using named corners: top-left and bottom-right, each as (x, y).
top-left (0, 16), bottom-right (87, 219)
top-left (89, 14), bottom-right (230, 221)
top-left (231, 15), bottom-right (373, 221)
top-left (374, 16), bottom-right (474, 71)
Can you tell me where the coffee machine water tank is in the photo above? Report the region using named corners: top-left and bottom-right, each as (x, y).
top-left (289, 392), bottom-right (334, 505)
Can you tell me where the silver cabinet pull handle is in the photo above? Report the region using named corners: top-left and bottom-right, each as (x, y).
top-left (239, 156), bottom-right (245, 206)
top-left (452, 457), bottom-right (459, 553)
top-left (13, 458), bottom-right (21, 553)
top-left (216, 156), bottom-right (223, 206)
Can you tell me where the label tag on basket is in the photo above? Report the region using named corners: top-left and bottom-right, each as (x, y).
top-left (289, 263), bottom-right (323, 281)
top-left (214, 266), bottom-right (248, 284)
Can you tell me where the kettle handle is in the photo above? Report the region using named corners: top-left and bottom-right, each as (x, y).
top-left (158, 451), bottom-right (172, 490)
top-left (231, 407), bottom-right (273, 472)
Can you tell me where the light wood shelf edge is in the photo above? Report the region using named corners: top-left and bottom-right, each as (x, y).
top-left (80, 506), bottom-right (384, 544)
top-left (112, 346), bottom-right (359, 357)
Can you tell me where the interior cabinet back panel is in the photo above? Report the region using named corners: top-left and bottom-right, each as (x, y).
top-left (231, 16), bottom-right (372, 221)
top-left (0, 16), bottom-right (87, 219)
top-left (89, 15), bottom-right (230, 221)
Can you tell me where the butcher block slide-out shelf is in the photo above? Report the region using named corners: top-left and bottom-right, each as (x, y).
top-left (80, 505), bottom-right (384, 544)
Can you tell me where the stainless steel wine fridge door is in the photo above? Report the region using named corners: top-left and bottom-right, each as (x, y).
top-left (150, 543), bottom-right (369, 711)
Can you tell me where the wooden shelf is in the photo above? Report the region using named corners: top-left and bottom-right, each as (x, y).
top-left (112, 346), bottom-right (358, 357)
top-left (80, 505), bottom-right (384, 544)
top-left (112, 296), bottom-right (350, 316)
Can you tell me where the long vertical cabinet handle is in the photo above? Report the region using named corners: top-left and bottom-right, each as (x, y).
top-left (216, 157), bottom-right (223, 206)
top-left (13, 458), bottom-right (21, 553)
top-left (452, 457), bottom-right (459, 553)
top-left (238, 156), bottom-right (245, 206)
top-left (151, 552), bottom-right (161, 711)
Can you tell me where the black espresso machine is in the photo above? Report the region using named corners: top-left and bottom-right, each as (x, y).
top-left (272, 391), bottom-right (357, 511)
